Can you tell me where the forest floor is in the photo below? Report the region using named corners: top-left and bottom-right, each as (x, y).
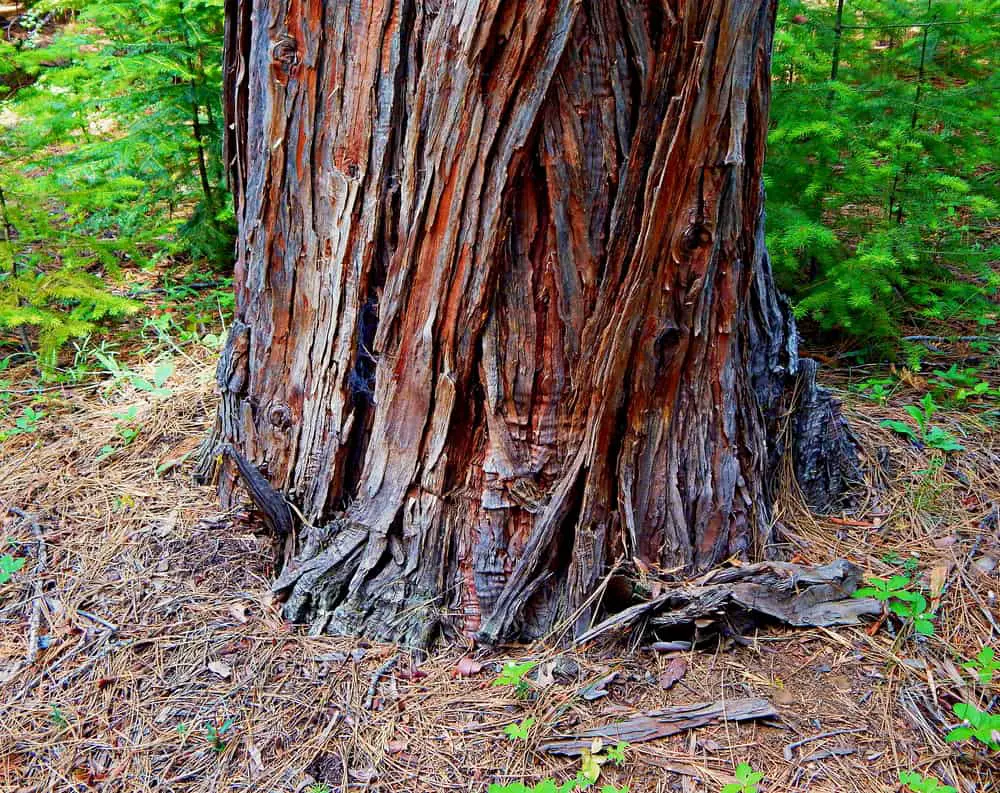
top-left (0, 347), bottom-right (998, 793)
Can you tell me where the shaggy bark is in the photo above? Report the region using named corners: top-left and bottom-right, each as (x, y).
top-left (200, 0), bottom-right (859, 649)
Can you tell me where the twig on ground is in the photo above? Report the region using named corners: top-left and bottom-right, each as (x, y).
top-left (783, 728), bottom-right (868, 761)
top-left (76, 608), bottom-right (118, 633)
top-left (364, 654), bottom-right (398, 710)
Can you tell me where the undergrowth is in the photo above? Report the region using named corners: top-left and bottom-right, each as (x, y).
top-left (0, 0), bottom-right (232, 373)
top-left (768, 0), bottom-right (999, 345)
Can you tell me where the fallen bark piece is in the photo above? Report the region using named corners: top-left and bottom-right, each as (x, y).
top-left (658, 658), bottom-right (688, 690)
top-left (578, 672), bottom-right (618, 701)
top-left (576, 560), bottom-right (880, 646)
top-left (543, 698), bottom-right (778, 756)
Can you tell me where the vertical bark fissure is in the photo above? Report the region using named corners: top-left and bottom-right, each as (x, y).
top-left (207, 0), bottom-right (858, 649)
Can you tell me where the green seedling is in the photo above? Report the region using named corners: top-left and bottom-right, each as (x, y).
top-left (854, 376), bottom-right (897, 404)
top-left (0, 553), bottom-right (26, 586)
top-left (881, 394), bottom-right (964, 452)
top-left (888, 591), bottom-right (936, 637)
top-left (946, 702), bottom-right (1000, 751)
top-left (722, 763), bottom-right (763, 793)
top-left (488, 781), bottom-right (628, 792)
top-left (578, 738), bottom-right (629, 786)
top-left (205, 717), bottom-right (235, 753)
top-left (50, 705), bottom-right (68, 729)
top-left (504, 717), bottom-right (535, 741)
top-left (1, 406), bottom-right (44, 441)
top-left (929, 365), bottom-right (997, 404)
top-left (962, 646), bottom-right (1000, 686)
top-left (493, 660), bottom-right (538, 697)
top-left (853, 574), bottom-right (935, 636)
top-left (899, 770), bottom-right (957, 793)
top-left (97, 406), bottom-right (142, 461)
top-left (92, 351), bottom-right (174, 399)
top-left (605, 742), bottom-right (628, 766)
top-left (882, 553), bottom-right (920, 574)
top-left (132, 360), bottom-right (175, 398)
top-left (488, 740), bottom-right (629, 792)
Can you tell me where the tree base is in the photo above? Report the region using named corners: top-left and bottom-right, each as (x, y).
top-left (199, 0), bottom-right (866, 652)
top-left (790, 359), bottom-right (863, 511)
top-left (211, 372), bottom-right (866, 651)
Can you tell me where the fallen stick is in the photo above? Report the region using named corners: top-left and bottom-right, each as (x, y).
top-left (782, 727), bottom-right (867, 761)
top-left (542, 697), bottom-right (778, 756)
top-left (364, 654), bottom-right (398, 710)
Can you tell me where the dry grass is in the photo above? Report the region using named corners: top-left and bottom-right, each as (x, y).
top-left (0, 349), bottom-right (997, 792)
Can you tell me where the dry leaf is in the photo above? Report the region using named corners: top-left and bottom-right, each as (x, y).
top-left (207, 660), bottom-right (232, 679)
top-left (397, 664), bottom-right (428, 681)
top-left (228, 603), bottom-right (250, 623)
top-left (658, 658), bottom-right (687, 690)
top-left (387, 739), bottom-right (408, 754)
top-left (929, 564), bottom-right (949, 610)
top-left (349, 767), bottom-right (376, 783)
top-left (454, 657), bottom-right (484, 677)
top-left (536, 661), bottom-right (556, 688)
top-left (246, 740), bottom-right (264, 776)
top-left (156, 436), bottom-right (202, 475)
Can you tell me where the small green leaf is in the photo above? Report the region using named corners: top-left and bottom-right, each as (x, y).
top-left (945, 726), bottom-right (974, 743)
top-left (503, 717), bottom-right (535, 741)
top-left (881, 419), bottom-right (917, 439)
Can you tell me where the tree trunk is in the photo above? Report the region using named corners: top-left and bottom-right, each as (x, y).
top-left (200, 0), bottom-right (857, 649)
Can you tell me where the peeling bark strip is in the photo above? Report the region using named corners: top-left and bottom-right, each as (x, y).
top-left (204, 0), bottom-right (858, 648)
top-left (542, 698), bottom-right (779, 756)
top-left (573, 560), bottom-right (880, 646)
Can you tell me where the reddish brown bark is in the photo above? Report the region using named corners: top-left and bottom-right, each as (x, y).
top-left (201, 0), bottom-right (854, 647)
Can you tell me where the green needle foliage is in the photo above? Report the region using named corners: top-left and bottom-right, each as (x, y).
top-left (0, 0), bottom-right (231, 371)
top-left (768, 0), bottom-right (999, 344)
top-left (2, 0), bottom-right (997, 369)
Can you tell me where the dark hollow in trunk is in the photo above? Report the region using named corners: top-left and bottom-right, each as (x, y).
top-left (199, 0), bottom-right (859, 649)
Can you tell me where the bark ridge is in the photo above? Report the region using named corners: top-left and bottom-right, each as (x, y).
top-left (201, 0), bottom-right (860, 648)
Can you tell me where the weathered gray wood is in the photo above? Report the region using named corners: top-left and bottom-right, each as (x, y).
top-left (575, 560), bottom-right (879, 646)
top-left (790, 359), bottom-right (864, 511)
top-left (542, 698), bottom-right (779, 756)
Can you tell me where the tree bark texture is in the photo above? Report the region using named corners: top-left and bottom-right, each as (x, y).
top-left (201, 0), bottom-right (856, 648)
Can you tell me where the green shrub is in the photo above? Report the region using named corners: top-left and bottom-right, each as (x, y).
top-left (768, 0), bottom-right (999, 345)
top-left (0, 0), bottom-right (231, 371)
